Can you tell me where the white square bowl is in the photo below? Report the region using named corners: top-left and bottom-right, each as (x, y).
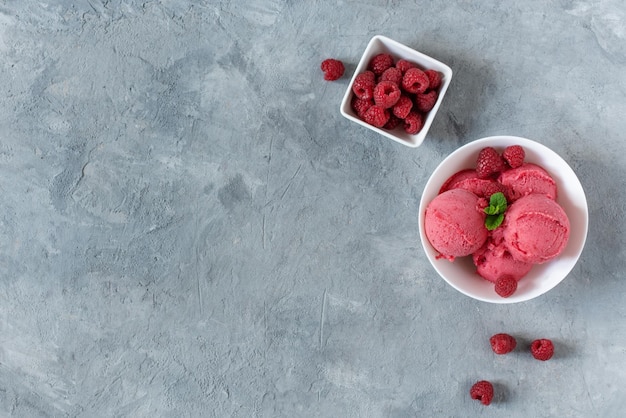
top-left (340, 35), bottom-right (453, 148)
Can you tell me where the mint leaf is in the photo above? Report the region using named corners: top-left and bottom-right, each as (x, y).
top-left (490, 192), bottom-right (507, 212)
top-left (484, 205), bottom-right (498, 215)
top-left (484, 192), bottom-right (508, 230)
top-left (485, 213), bottom-right (504, 230)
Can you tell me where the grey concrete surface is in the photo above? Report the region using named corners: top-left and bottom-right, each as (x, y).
top-left (1, 0), bottom-right (625, 417)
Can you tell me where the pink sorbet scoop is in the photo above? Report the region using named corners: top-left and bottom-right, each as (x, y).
top-left (424, 189), bottom-right (488, 260)
top-left (498, 163), bottom-right (557, 202)
top-left (503, 194), bottom-right (570, 264)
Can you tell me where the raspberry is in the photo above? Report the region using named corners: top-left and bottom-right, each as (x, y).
top-left (476, 147), bottom-right (505, 179)
top-left (392, 95), bottom-right (413, 119)
top-left (470, 381), bottom-right (494, 406)
top-left (402, 68), bottom-right (430, 94)
top-left (383, 114), bottom-right (401, 130)
top-left (361, 70), bottom-right (376, 82)
top-left (502, 145), bottom-right (525, 169)
top-left (373, 81), bottom-right (401, 109)
top-left (363, 105), bottom-right (390, 128)
top-left (396, 59), bottom-right (416, 74)
top-left (320, 58), bottom-right (345, 81)
top-left (403, 111), bottom-right (423, 134)
top-left (490, 333), bottom-right (517, 354)
top-left (368, 53), bottom-right (394, 76)
top-left (495, 275), bottom-right (517, 298)
top-left (379, 67), bottom-right (403, 85)
top-left (424, 69), bottom-right (442, 91)
top-left (351, 97), bottom-right (373, 118)
top-left (482, 181), bottom-right (508, 199)
top-left (415, 90), bottom-right (438, 113)
top-left (352, 71), bottom-right (376, 100)
top-left (530, 339), bottom-right (554, 361)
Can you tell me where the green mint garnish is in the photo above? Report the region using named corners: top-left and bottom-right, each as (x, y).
top-left (485, 213), bottom-right (505, 230)
top-left (484, 192), bottom-right (507, 230)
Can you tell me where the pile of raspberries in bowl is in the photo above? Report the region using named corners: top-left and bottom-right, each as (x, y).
top-left (340, 35), bottom-right (452, 148)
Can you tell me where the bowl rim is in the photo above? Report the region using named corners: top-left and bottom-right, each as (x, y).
top-left (418, 135), bottom-right (589, 303)
top-left (339, 35), bottom-right (453, 148)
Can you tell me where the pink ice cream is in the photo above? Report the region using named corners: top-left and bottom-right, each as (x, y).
top-left (472, 229), bottom-right (534, 282)
top-left (439, 169), bottom-right (478, 193)
top-left (439, 168), bottom-right (503, 199)
top-left (498, 163), bottom-right (557, 202)
top-left (424, 188), bottom-right (488, 260)
top-left (503, 194), bottom-right (570, 264)
top-left (424, 146), bottom-right (572, 293)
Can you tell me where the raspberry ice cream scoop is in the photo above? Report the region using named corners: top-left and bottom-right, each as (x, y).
top-left (503, 194), bottom-right (570, 264)
top-left (473, 236), bottom-right (534, 282)
top-left (498, 163), bottom-right (557, 202)
top-left (440, 169), bottom-right (507, 199)
top-left (424, 189), bottom-right (488, 260)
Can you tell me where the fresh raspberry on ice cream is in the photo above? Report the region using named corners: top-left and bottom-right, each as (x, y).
top-left (503, 145), bottom-right (525, 168)
top-left (476, 147), bottom-right (505, 179)
top-left (482, 181), bottom-right (508, 200)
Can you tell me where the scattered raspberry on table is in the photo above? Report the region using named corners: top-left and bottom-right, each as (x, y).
top-left (470, 380), bottom-right (494, 405)
top-left (490, 333), bottom-right (517, 354)
top-left (530, 338), bottom-right (554, 361)
top-left (320, 58), bottom-right (345, 81)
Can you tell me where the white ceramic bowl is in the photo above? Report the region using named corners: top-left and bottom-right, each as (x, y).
top-left (340, 35), bottom-right (452, 148)
top-left (418, 136), bottom-right (588, 303)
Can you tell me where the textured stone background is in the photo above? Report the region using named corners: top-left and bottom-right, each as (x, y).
top-left (1, 1), bottom-right (625, 416)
